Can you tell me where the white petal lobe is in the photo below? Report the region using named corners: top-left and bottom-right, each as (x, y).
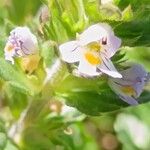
top-left (59, 41), bottom-right (81, 63)
top-left (79, 23), bottom-right (113, 46)
top-left (78, 59), bottom-right (100, 76)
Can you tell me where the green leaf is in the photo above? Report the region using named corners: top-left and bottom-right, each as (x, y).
top-left (21, 127), bottom-right (54, 150)
top-left (0, 58), bottom-right (39, 95)
top-left (0, 121), bottom-right (17, 150)
top-left (83, 0), bottom-right (101, 22)
top-left (6, 0), bottom-right (42, 24)
top-left (56, 75), bottom-right (102, 93)
top-left (17, 99), bottom-right (76, 150)
top-left (4, 83), bottom-right (28, 119)
top-left (114, 0), bottom-right (150, 22)
top-left (100, 4), bottom-right (122, 21)
top-left (64, 90), bottom-right (127, 116)
top-left (0, 39), bottom-right (5, 57)
top-left (44, 0), bottom-right (89, 42)
top-left (4, 141), bottom-right (19, 150)
top-left (0, 132), bottom-right (7, 150)
top-left (113, 20), bottom-right (150, 46)
top-left (124, 47), bottom-right (150, 70)
top-left (51, 132), bottom-right (75, 150)
top-left (122, 5), bottom-right (133, 21)
top-left (56, 75), bottom-right (127, 116)
top-left (0, 120), bottom-right (7, 150)
top-left (41, 41), bottom-right (55, 67)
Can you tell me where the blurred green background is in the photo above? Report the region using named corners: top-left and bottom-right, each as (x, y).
top-left (0, 0), bottom-right (150, 150)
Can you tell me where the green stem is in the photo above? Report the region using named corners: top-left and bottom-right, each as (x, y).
top-left (42, 59), bottom-right (68, 99)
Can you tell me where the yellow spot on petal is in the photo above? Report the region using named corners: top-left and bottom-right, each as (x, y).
top-left (86, 42), bottom-right (101, 52)
top-left (84, 42), bottom-right (103, 65)
top-left (121, 86), bottom-right (136, 97)
top-left (85, 52), bottom-right (101, 65)
top-left (5, 43), bottom-right (14, 52)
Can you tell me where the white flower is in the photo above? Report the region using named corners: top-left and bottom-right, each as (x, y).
top-left (4, 27), bottom-right (38, 64)
top-left (108, 64), bottom-right (149, 105)
top-left (59, 23), bottom-right (122, 78)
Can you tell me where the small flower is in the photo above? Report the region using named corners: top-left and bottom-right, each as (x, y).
top-left (4, 27), bottom-right (38, 64)
top-left (59, 23), bottom-right (122, 78)
top-left (108, 64), bottom-right (150, 105)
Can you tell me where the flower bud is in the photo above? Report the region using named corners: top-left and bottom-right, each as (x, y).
top-left (4, 27), bottom-right (38, 64)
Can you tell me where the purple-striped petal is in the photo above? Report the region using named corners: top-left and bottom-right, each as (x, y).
top-left (98, 54), bottom-right (122, 78)
top-left (119, 95), bottom-right (138, 105)
top-left (108, 64), bottom-right (149, 105)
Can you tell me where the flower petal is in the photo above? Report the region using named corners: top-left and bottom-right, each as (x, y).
top-left (146, 72), bottom-right (150, 83)
top-left (121, 64), bottom-right (147, 97)
top-left (59, 41), bottom-right (81, 63)
top-left (104, 35), bottom-right (121, 58)
top-left (108, 78), bottom-right (127, 96)
top-left (4, 42), bottom-right (16, 64)
top-left (78, 59), bottom-right (101, 76)
top-left (108, 64), bottom-right (149, 105)
top-left (121, 64), bottom-right (147, 81)
top-left (98, 54), bottom-right (122, 78)
top-left (110, 64), bottom-right (147, 90)
top-left (4, 26), bottom-right (38, 65)
top-left (5, 54), bottom-right (15, 64)
top-left (79, 23), bottom-right (113, 46)
top-left (10, 27), bottom-right (38, 54)
top-left (108, 79), bottom-right (138, 105)
top-left (109, 77), bottom-right (142, 98)
top-left (119, 95), bottom-right (138, 105)
top-left (133, 80), bottom-right (145, 98)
